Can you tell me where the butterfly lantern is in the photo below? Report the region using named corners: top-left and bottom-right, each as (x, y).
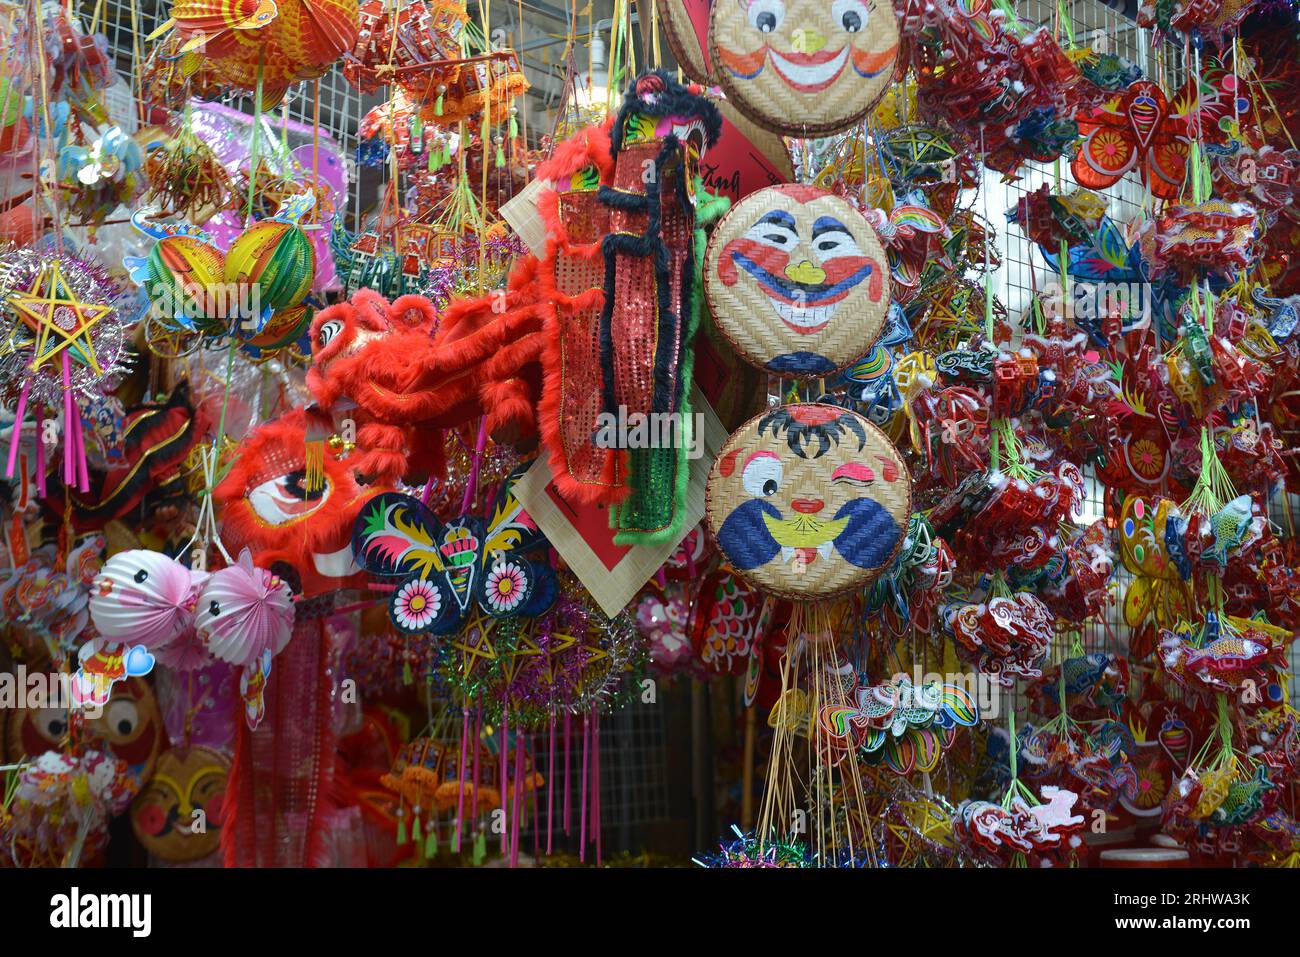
top-left (1073, 76), bottom-right (1233, 200)
top-left (352, 466), bottom-right (556, 636)
top-left (1119, 496), bottom-right (1194, 641)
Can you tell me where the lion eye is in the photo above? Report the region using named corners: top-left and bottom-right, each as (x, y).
top-left (318, 319), bottom-right (343, 349)
top-left (134, 569), bottom-right (149, 583)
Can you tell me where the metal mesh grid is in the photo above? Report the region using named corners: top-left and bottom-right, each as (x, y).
top-left (78, 0), bottom-right (1300, 835)
top-left (991, 0), bottom-right (1298, 714)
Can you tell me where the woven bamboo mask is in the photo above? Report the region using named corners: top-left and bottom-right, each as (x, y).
top-left (709, 0), bottom-right (899, 136)
top-left (706, 404), bottom-right (911, 598)
top-left (704, 184), bottom-right (891, 378)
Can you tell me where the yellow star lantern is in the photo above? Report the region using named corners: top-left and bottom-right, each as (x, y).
top-left (7, 261), bottom-right (110, 375)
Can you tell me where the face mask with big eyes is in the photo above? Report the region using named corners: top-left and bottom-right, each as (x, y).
top-left (747, 0), bottom-right (785, 33)
top-left (742, 451), bottom-right (784, 497)
top-left (32, 707), bottom-right (69, 744)
top-left (832, 0), bottom-right (869, 33)
top-left (102, 697), bottom-right (141, 741)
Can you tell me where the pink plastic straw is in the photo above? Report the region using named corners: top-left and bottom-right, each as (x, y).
top-left (61, 356), bottom-right (73, 486)
top-left (563, 712), bottom-right (572, 834)
top-left (593, 711), bottom-right (602, 866)
top-left (460, 417), bottom-right (489, 514)
top-left (499, 703), bottom-right (510, 853)
top-left (470, 705), bottom-right (481, 843)
top-left (33, 411), bottom-right (46, 499)
top-left (546, 717), bottom-right (556, 855)
top-left (455, 707), bottom-right (470, 852)
top-left (5, 380), bottom-right (29, 479)
top-left (579, 716), bottom-right (589, 862)
top-left (531, 733), bottom-right (540, 857)
top-left (510, 738), bottom-right (524, 867)
top-left (73, 403), bottom-right (89, 493)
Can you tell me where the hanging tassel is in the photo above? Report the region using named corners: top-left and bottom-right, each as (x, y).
top-left (304, 406), bottom-right (331, 493)
top-left (472, 830), bottom-right (486, 866)
top-left (509, 109), bottom-right (518, 140)
top-left (496, 144), bottom-right (506, 169)
top-left (396, 803), bottom-right (408, 845)
top-left (411, 806), bottom-right (423, 845)
top-left (4, 379), bottom-right (29, 480)
top-left (402, 659), bottom-right (413, 685)
top-left (435, 85), bottom-right (445, 116)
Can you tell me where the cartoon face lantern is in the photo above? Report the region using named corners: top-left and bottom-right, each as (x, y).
top-left (4, 675), bottom-right (164, 794)
top-left (131, 746), bottom-right (230, 862)
top-left (706, 404), bottom-right (910, 598)
top-left (710, 0), bottom-right (900, 136)
top-left (705, 185), bottom-right (890, 377)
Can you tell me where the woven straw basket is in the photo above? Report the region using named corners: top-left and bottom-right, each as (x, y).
top-left (703, 184), bottom-right (891, 379)
top-left (705, 403), bottom-right (912, 599)
top-left (707, 0), bottom-right (900, 137)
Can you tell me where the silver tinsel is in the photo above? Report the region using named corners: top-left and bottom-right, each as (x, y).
top-left (0, 246), bottom-right (133, 410)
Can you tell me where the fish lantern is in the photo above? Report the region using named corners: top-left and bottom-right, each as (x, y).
top-left (705, 403), bottom-right (911, 598)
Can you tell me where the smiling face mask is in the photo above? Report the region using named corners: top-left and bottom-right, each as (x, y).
top-left (706, 403), bottom-right (911, 598)
top-left (705, 185), bottom-right (890, 378)
top-left (710, 0), bottom-right (899, 135)
top-left (131, 746), bottom-right (230, 862)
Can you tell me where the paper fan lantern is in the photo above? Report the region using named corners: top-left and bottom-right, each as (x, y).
top-left (224, 218), bottom-right (316, 315)
top-left (124, 213), bottom-right (231, 332)
top-left (195, 549), bottom-right (295, 666)
top-left (708, 0), bottom-right (899, 136)
top-left (705, 404), bottom-right (911, 599)
top-left (89, 550), bottom-right (204, 649)
top-left (160, 0), bottom-right (359, 107)
top-left (703, 184), bottom-right (890, 378)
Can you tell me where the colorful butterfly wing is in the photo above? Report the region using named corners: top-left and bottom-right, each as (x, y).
top-left (819, 706), bottom-right (861, 742)
top-left (517, 562), bottom-right (558, 618)
top-left (884, 733), bottom-right (918, 775)
top-left (480, 465), bottom-right (545, 561)
top-left (938, 683), bottom-right (980, 728)
top-left (352, 493), bottom-right (446, 579)
top-left (474, 554), bottom-right (535, 618)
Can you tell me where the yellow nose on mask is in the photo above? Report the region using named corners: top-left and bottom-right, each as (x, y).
top-left (785, 260), bottom-right (826, 285)
top-left (791, 28), bottom-right (826, 53)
